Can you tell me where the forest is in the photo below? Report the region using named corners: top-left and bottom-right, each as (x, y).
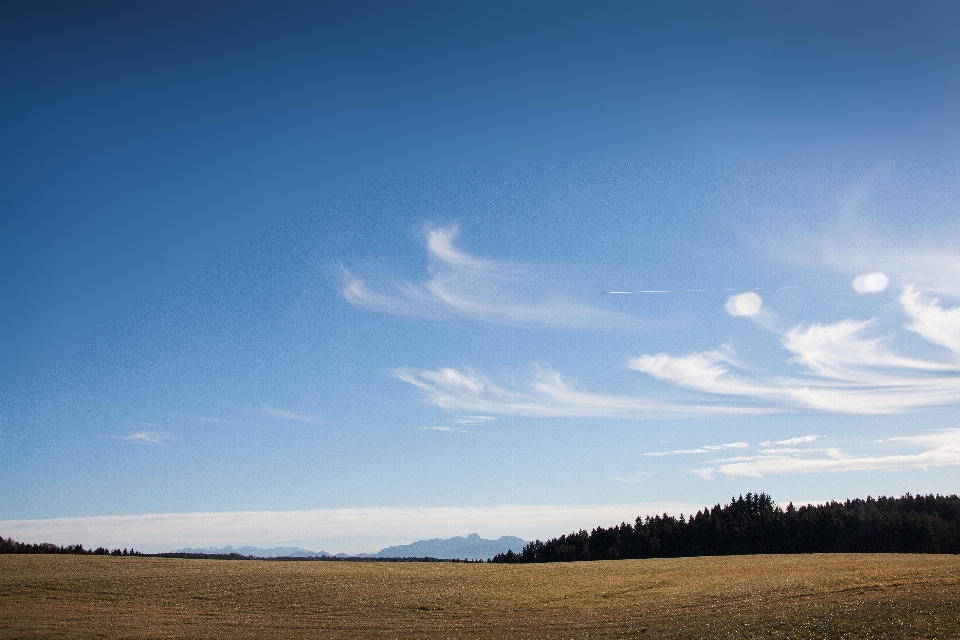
top-left (491, 493), bottom-right (960, 562)
top-left (0, 537), bottom-right (142, 556)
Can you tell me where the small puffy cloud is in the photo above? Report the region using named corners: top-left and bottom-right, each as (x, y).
top-left (818, 241), bottom-right (960, 297)
top-left (852, 272), bottom-right (889, 294)
top-left (725, 292), bottom-right (763, 316)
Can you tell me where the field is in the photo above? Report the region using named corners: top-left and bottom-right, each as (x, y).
top-left (1, 554), bottom-right (958, 639)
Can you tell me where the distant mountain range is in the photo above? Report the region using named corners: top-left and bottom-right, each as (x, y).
top-left (174, 545), bottom-right (333, 558)
top-left (175, 533), bottom-right (527, 560)
top-left (369, 533), bottom-right (526, 560)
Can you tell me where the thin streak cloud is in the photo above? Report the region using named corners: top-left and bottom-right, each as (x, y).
top-left (643, 442), bottom-right (750, 456)
top-left (116, 431), bottom-right (170, 445)
top-left (696, 429), bottom-right (960, 479)
top-left (262, 405), bottom-right (320, 424)
top-left (393, 366), bottom-right (775, 419)
top-left (761, 435), bottom-right (823, 446)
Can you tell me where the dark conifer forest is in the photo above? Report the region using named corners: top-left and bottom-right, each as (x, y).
top-left (0, 537), bottom-right (142, 556)
top-left (492, 493), bottom-right (960, 563)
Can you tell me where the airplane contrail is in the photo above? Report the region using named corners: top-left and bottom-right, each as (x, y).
top-left (601, 285), bottom-right (844, 294)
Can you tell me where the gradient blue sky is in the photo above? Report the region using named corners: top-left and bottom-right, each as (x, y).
top-left (2, 0), bottom-right (959, 553)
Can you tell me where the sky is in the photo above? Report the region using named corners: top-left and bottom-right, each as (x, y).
top-left (1, 0), bottom-right (959, 554)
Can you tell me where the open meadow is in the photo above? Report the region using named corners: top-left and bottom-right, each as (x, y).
top-left (1, 553), bottom-right (958, 639)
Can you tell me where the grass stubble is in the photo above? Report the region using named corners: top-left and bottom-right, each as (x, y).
top-left (0, 553), bottom-right (957, 639)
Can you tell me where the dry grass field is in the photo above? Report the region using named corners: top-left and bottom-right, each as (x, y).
top-left (1, 554), bottom-right (958, 639)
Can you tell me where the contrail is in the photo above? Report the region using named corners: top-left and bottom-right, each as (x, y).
top-left (602, 285), bottom-right (843, 294)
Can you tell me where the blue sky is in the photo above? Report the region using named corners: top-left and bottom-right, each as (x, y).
top-left (2, 1), bottom-right (959, 553)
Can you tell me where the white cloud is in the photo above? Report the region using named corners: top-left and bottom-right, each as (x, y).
top-left (614, 471), bottom-right (651, 483)
top-left (116, 431), bottom-right (169, 445)
top-left (643, 442), bottom-right (749, 456)
top-left (629, 348), bottom-right (770, 398)
top-left (696, 429), bottom-right (960, 479)
top-left (395, 286), bottom-right (959, 419)
top-left (725, 292), bottom-right (763, 316)
top-left (419, 425), bottom-right (466, 433)
top-left (900, 285), bottom-right (960, 354)
top-left (419, 415), bottom-right (496, 432)
top-left (262, 405), bottom-right (320, 424)
top-left (628, 293), bottom-right (960, 414)
top-left (761, 435), bottom-right (823, 446)
top-left (784, 318), bottom-right (960, 377)
top-left (852, 272), bottom-right (889, 294)
top-left (342, 224), bottom-right (630, 329)
top-left (875, 430), bottom-right (960, 448)
top-left (451, 415), bottom-right (496, 425)
top-left (0, 503), bottom-right (702, 555)
top-left (394, 365), bottom-right (774, 419)
top-left (825, 246), bottom-right (960, 298)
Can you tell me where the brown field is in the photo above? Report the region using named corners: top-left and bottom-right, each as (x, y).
top-left (1, 554), bottom-right (958, 639)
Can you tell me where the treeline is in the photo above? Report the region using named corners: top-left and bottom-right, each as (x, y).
top-left (0, 536), bottom-right (143, 556)
top-left (157, 553), bottom-right (481, 562)
top-left (492, 493), bottom-right (960, 563)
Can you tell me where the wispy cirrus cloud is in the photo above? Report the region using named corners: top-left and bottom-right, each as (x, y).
top-left (629, 289), bottom-right (960, 414)
top-left (393, 365), bottom-right (775, 419)
top-left (901, 286), bottom-right (960, 354)
top-left (643, 442), bottom-right (749, 456)
top-left (695, 429), bottom-right (960, 479)
top-left (418, 415), bottom-right (494, 433)
top-left (115, 430), bottom-right (171, 445)
top-left (342, 224), bottom-right (631, 329)
top-left (451, 415), bottom-right (496, 425)
top-left (761, 435), bottom-right (823, 446)
top-left (262, 405), bottom-right (320, 424)
top-left (419, 425), bottom-right (467, 433)
top-left (393, 285), bottom-right (958, 419)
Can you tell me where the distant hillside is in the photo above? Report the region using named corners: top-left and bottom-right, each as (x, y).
top-left (175, 545), bottom-right (332, 558)
top-left (371, 533), bottom-right (526, 560)
top-left (171, 534), bottom-right (526, 560)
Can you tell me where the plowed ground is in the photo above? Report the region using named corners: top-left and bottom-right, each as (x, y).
top-left (1, 554), bottom-right (958, 639)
